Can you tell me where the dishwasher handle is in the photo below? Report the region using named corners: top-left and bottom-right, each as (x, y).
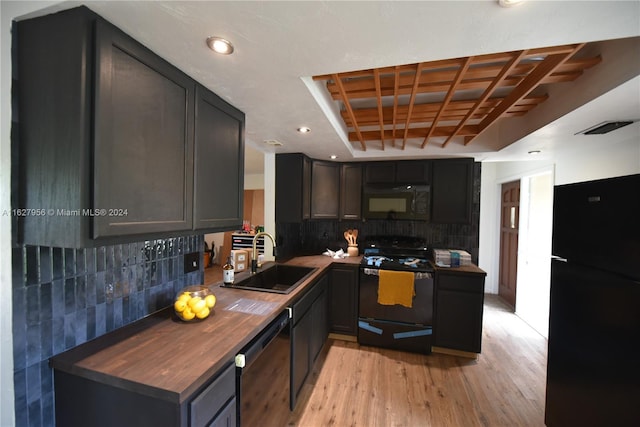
top-left (235, 310), bottom-right (289, 370)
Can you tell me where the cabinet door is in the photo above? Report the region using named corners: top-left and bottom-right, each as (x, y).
top-left (276, 154), bottom-right (310, 222)
top-left (434, 273), bottom-right (485, 353)
top-left (206, 397), bottom-right (236, 427)
top-left (93, 20), bottom-right (194, 238)
top-left (311, 161), bottom-right (340, 219)
top-left (194, 85), bottom-right (245, 231)
top-left (340, 164), bottom-right (362, 219)
top-left (431, 158), bottom-right (474, 224)
top-left (330, 266), bottom-right (359, 335)
top-left (302, 156), bottom-right (311, 220)
top-left (310, 280), bottom-right (329, 363)
top-left (290, 310), bottom-right (311, 409)
top-left (364, 162), bottom-right (396, 184)
top-left (395, 160), bottom-right (431, 184)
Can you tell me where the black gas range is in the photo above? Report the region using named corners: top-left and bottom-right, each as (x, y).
top-left (360, 236), bottom-right (434, 273)
top-left (358, 236), bottom-right (434, 354)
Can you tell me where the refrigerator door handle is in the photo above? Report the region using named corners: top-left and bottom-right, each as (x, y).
top-left (551, 256), bottom-right (568, 262)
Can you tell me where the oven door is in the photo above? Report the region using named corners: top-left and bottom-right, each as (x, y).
top-left (358, 268), bottom-right (434, 354)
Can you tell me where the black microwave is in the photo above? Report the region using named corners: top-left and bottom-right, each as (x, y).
top-left (363, 184), bottom-right (430, 220)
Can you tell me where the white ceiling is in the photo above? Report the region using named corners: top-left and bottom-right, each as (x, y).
top-left (19, 1), bottom-right (640, 174)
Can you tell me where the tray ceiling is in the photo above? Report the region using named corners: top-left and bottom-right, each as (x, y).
top-left (314, 43), bottom-right (601, 152)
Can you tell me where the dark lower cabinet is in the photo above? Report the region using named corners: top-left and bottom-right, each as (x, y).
top-left (53, 362), bottom-right (236, 427)
top-left (329, 264), bottom-right (359, 335)
top-left (433, 270), bottom-right (486, 353)
top-left (290, 273), bottom-right (329, 409)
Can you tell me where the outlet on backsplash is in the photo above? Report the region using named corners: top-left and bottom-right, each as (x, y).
top-left (184, 252), bottom-right (200, 273)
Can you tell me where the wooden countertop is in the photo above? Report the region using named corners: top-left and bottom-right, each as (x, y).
top-left (49, 255), bottom-right (361, 405)
top-left (432, 262), bottom-right (486, 275)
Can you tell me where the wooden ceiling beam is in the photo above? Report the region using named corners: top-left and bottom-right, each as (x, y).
top-left (392, 67), bottom-right (400, 147)
top-left (401, 63), bottom-right (424, 149)
top-left (443, 50), bottom-right (528, 148)
top-left (339, 95), bottom-right (548, 125)
top-left (322, 56), bottom-right (597, 99)
top-left (349, 124), bottom-right (480, 142)
top-left (422, 57), bottom-right (473, 148)
top-left (471, 44), bottom-right (585, 144)
top-left (373, 69), bottom-right (385, 149)
top-left (332, 73), bottom-right (366, 151)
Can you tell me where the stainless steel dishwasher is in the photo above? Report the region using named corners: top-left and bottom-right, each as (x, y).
top-left (235, 309), bottom-right (291, 427)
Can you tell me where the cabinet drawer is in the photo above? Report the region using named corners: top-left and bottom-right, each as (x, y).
top-left (437, 274), bottom-right (485, 293)
top-left (190, 363), bottom-right (235, 427)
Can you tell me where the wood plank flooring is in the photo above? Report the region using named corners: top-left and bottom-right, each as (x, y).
top-left (241, 295), bottom-right (548, 427)
top-left (214, 258), bottom-right (547, 427)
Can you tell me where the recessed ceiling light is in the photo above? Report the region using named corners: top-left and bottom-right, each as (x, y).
top-left (498, 0), bottom-right (525, 7)
top-left (206, 36), bottom-right (234, 55)
top-left (330, 155), bottom-right (338, 160)
top-left (297, 127), bottom-right (311, 133)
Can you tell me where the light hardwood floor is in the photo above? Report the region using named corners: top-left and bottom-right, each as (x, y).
top-left (241, 295), bottom-right (548, 427)
top-left (288, 296), bottom-right (547, 427)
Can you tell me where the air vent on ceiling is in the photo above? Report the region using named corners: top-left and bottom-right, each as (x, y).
top-left (263, 139), bottom-right (283, 146)
top-left (578, 121), bottom-right (634, 135)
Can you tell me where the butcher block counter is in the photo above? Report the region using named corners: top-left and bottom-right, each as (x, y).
top-left (49, 255), bottom-right (361, 407)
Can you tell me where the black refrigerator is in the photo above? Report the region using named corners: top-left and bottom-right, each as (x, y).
top-left (545, 174), bottom-right (640, 426)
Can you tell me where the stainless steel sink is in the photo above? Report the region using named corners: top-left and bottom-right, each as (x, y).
top-left (221, 263), bottom-right (317, 294)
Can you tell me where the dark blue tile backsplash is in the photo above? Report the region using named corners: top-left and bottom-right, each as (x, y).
top-left (12, 236), bottom-right (204, 427)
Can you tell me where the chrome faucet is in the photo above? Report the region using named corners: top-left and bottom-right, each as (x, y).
top-left (251, 231), bottom-right (277, 273)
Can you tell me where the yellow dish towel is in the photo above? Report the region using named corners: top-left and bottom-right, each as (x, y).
top-left (377, 270), bottom-right (415, 308)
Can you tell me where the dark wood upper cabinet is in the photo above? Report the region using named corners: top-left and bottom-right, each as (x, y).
top-left (193, 85), bottom-right (245, 231)
top-left (364, 162), bottom-right (396, 184)
top-left (17, 6), bottom-right (244, 247)
top-left (395, 160), bottom-right (432, 184)
top-left (364, 160), bottom-right (431, 185)
top-left (340, 164), bottom-right (362, 220)
top-left (93, 19), bottom-right (195, 238)
top-left (431, 158), bottom-right (474, 224)
top-left (276, 153), bottom-right (311, 222)
top-left (311, 161), bottom-right (340, 219)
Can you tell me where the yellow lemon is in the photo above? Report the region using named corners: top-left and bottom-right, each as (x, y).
top-left (195, 307), bottom-right (210, 319)
top-left (181, 307), bottom-right (195, 321)
top-left (187, 296), bottom-right (202, 309)
top-left (192, 299), bottom-right (207, 313)
top-left (178, 293), bottom-right (191, 303)
top-left (205, 294), bottom-right (216, 309)
top-left (174, 299), bottom-right (187, 313)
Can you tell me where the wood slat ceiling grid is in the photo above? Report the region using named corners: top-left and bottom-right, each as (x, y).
top-left (313, 43), bottom-right (601, 151)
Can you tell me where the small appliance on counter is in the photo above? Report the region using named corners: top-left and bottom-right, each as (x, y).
top-left (433, 249), bottom-right (471, 267)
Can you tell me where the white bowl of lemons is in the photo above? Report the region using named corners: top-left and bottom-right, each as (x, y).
top-left (174, 285), bottom-right (216, 321)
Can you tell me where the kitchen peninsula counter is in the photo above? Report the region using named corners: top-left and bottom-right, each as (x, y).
top-left (49, 255), bottom-right (361, 405)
